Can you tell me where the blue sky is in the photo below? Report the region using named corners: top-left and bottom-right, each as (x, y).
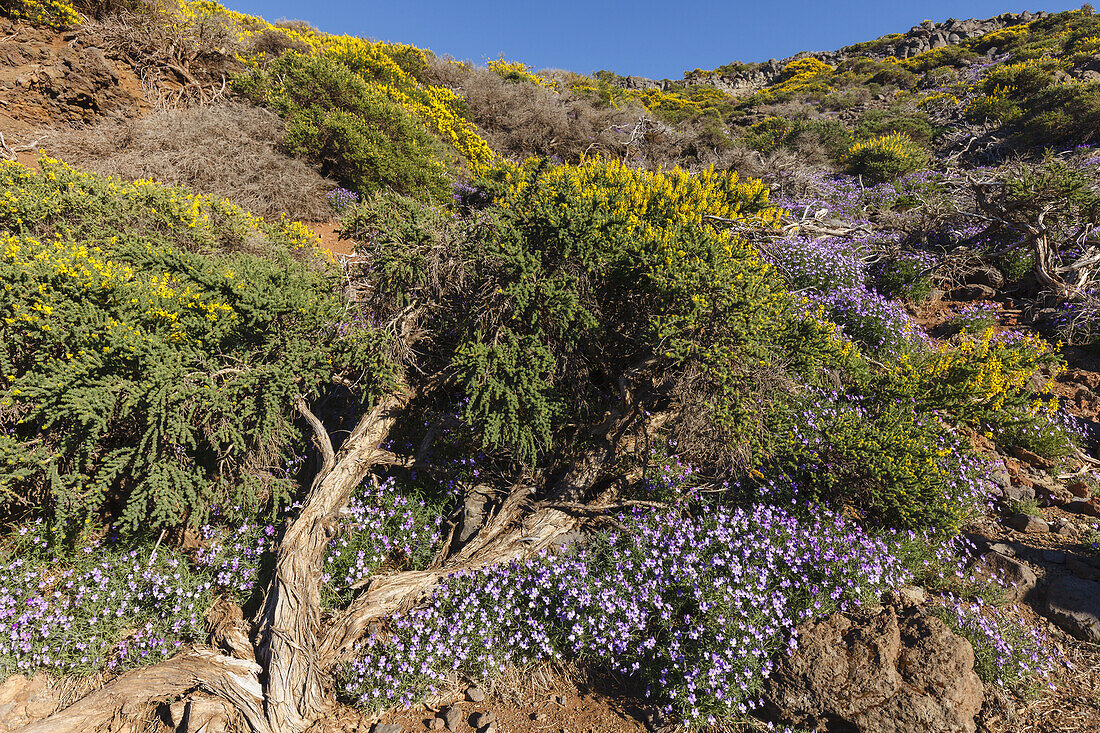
top-left (229, 1), bottom-right (1079, 79)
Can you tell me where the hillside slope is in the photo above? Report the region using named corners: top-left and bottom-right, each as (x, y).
top-left (2, 3), bottom-right (1100, 733)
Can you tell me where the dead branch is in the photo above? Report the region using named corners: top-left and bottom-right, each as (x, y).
top-left (15, 649), bottom-right (269, 733)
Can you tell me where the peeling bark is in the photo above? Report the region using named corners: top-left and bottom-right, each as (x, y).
top-left (16, 649), bottom-right (267, 733)
top-left (21, 384), bottom-right (644, 733)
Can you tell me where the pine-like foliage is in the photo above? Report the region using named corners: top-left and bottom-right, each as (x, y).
top-left (0, 158), bottom-right (394, 535)
top-left (349, 159), bottom-right (859, 468)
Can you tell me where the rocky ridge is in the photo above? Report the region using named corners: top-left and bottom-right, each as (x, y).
top-left (612, 12), bottom-right (1049, 98)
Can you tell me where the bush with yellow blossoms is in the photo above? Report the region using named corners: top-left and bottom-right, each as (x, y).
top-left (0, 158), bottom-right (394, 535)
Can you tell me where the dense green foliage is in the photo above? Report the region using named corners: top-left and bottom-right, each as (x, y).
top-left (234, 52), bottom-right (451, 201)
top-left (0, 158), bottom-right (393, 535)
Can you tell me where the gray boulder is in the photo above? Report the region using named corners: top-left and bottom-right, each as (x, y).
top-left (1046, 575), bottom-right (1100, 642)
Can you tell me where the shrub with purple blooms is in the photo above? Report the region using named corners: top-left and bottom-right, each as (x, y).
top-left (322, 477), bottom-right (445, 607)
top-left (0, 520), bottom-right (214, 677)
top-left (194, 521), bottom-right (276, 604)
top-left (767, 392), bottom-right (987, 530)
top-left (341, 504), bottom-right (912, 726)
top-left (931, 596), bottom-right (1054, 694)
top-left (326, 187), bottom-right (360, 215)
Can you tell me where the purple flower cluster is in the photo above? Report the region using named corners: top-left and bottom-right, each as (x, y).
top-left (0, 521), bottom-right (212, 677)
top-left (323, 477), bottom-right (444, 607)
top-left (773, 171), bottom-right (946, 223)
top-left (326, 187), bottom-right (360, 215)
top-left (763, 229), bottom-right (930, 360)
top-left (766, 235), bottom-right (866, 292)
top-left (933, 594), bottom-right (1055, 692)
top-left (343, 504), bottom-right (911, 725)
top-left (807, 286), bottom-right (929, 359)
top-left (194, 521), bottom-right (276, 602)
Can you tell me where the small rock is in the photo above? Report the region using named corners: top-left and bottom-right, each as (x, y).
top-left (1043, 550), bottom-right (1066, 564)
top-left (1007, 513), bottom-right (1049, 533)
top-left (471, 711), bottom-right (497, 729)
top-left (1051, 519), bottom-right (1076, 537)
top-left (531, 712), bottom-right (546, 721)
top-left (982, 552), bottom-right (1037, 602)
top-left (428, 717), bottom-right (446, 730)
top-left (1068, 481), bottom-right (1091, 498)
top-left (1002, 483), bottom-right (1036, 504)
top-left (1011, 446), bottom-right (1056, 470)
top-left (373, 724), bottom-right (404, 733)
top-left (480, 724), bottom-right (497, 733)
top-left (1046, 575), bottom-right (1100, 642)
top-left (1067, 499), bottom-right (1100, 517)
top-left (442, 706), bottom-right (463, 731)
top-left (466, 686), bottom-right (486, 703)
top-left (887, 585), bottom-right (926, 607)
top-left (989, 542), bottom-right (1016, 557)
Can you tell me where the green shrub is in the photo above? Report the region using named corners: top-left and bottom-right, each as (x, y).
top-left (869, 65), bottom-right (918, 90)
top-left (996, 247), bottom-right (1036, 283)
top-left (855, 109), bottom-right (936, 144)
top-left (234, 52), bottom-right (450, 201)
top-left (1021, 80), bottom-right (1100, 145)
top-left (766, 395), bottom-right (982, 530)
top-left (0, 158), bottom-right (395, 535)
top-left (743, 116), bottom-right (853, 161)
top-left (845, 132), bottom-right (930, 182)
top-left (872, 255), bottom-right (934, 302)
top-left (991, 412), bottom-right (1075, 461)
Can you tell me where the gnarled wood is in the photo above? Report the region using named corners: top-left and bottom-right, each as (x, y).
top-left (255, 390), bottom-right (410, 730)
top-left (15, 649), bottom-right (267, 733)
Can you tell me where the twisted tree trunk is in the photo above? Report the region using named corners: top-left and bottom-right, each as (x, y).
top-left (16, 387), bottom-right (618, 733)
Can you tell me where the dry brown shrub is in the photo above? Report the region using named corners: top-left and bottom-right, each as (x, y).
top-left (82, 1), bottom-right (243, 102)
top-left (426, 57), bottom-right (648, 162)
top-left (48, 102), bottom-right (334, 221)
top-left (247, 28), bottom-right (309, 59)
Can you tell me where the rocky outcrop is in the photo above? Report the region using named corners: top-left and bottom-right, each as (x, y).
top-left (764, 607), bottom-right (984, 733)
top-left (0, 17), bottom-right (142, 129)
top-left (868, 13), bottom-right (1048, 60)
top-left (1045, 575), bottom-right (1100, 642)
top-left (623, 12), bottom-right (1051, 98)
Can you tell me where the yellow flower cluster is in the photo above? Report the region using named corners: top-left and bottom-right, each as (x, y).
top-left (781, 57), bottom-right (834, 79)
top-left (488, 58), bottom-right (556, 90)
top-left (847, 132), bottom-right (917, 160)
top-left (887, 328), bottom-right (1060, 420)
top-left (495, 157), bottom-right (783, 236)
top-left (1, 234), bottom-right (235, 346)
top-left (1, 156), bottom-right (326, 260)
top-left (748, 57), bottom-right (835, 105)
top-left (176, 1), bottom-right (495, 172)
top-left (917, 91), bottom-right (961, 109)
top-left (2, 0), bottom-right (80, 28)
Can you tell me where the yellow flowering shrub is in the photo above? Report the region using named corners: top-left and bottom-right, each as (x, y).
top-left (747, 57), bottom-right (836, 105)
top-left (0, 157), bottom-right (393, 532)
top-left (917, 91), bottom-right (960, 111)
top-left (175, 0), bottom-right (495, 173)
top-left (464, 158), bottom-right (867, 465)
top-left (2, 0), bottom-right (80, 28)
top-left (488, 57), bottom-right (556, 90)
top-left (845, 132), bottom-right (929, 182)
top-left (882, 328), bottom-right (1061, 424)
